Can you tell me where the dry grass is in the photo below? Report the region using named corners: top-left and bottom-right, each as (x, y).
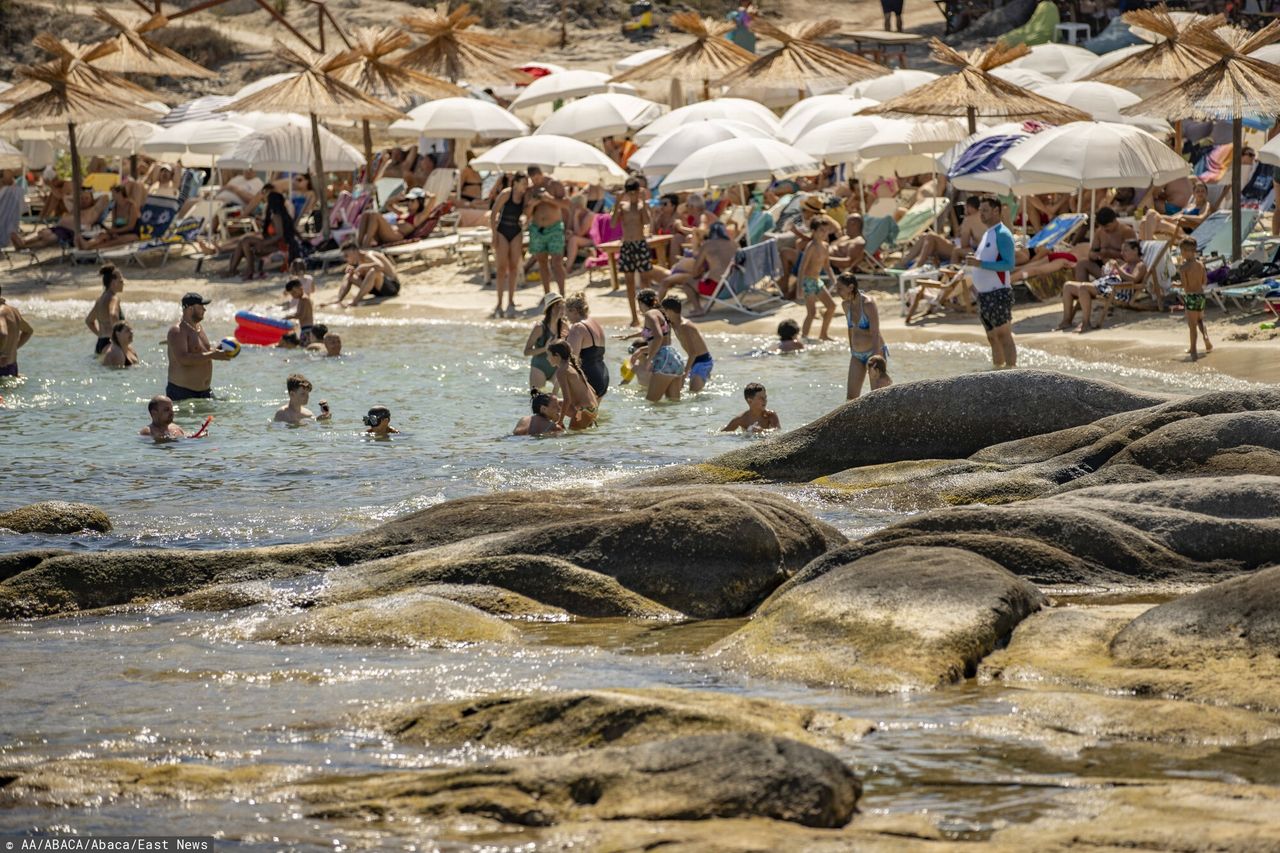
top-left (148, 25), bottom-right (240, 70)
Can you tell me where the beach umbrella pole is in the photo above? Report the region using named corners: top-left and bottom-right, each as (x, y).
top-left (363, 119), bottom-right (374, 186)
top-left (68, 121), bottom-right (83, 249)
top-left (1231, 116), bottom-right (1242, 261)
top-left (966, 105), bottom-right (977, 136)
top-left (310, 112), bottom-right (331, 241)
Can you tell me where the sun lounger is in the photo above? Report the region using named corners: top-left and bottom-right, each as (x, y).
top-left (97, 171), bottom-right (206, 267)
top-left (423, 168), bottom-right (458, 203)
top-left (699, 239), bottom-right (785, 317)
top-left (1193, 209), bottom-right (1261, 259)
top-left (583, 214), bottom-right (623, 285)
top-left (1098, 239), bottom-right (1172, 320)
top-left (1027, 213), bottom-right (1087, 250)
top-left (903, 266), bottom-right (973, 324)
top-left (892, 198), bottom-right (952, 255)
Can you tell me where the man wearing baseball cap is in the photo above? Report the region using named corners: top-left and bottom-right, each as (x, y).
top-left (166, 292), bottom-right (232, 401)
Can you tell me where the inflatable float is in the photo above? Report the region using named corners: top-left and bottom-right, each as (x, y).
top-left (234, 311), bottom-right (293, 346)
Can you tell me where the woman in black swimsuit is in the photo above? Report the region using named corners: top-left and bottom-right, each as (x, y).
top-left (490, 172), bottom-right (528, 318)
top-left (565, 291), bottom-right (608, 399)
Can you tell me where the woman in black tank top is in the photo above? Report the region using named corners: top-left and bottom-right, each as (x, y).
top-left (565, 291), bottom-right (609, 398)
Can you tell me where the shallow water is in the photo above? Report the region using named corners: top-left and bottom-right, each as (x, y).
top-left (0, 298), bottom-right (1267, 846)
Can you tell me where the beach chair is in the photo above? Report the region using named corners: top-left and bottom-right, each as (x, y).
top-left (698, 239), bottom-right (785, 317)
top-left (583, 214), bottom-right (623, 285)
top-left (354, 201), bottom-right (460, 268)
top-left (891, 198), bottom-right (952, 257)
top-left (82, 172), bottom-right (119, 194)
top-left (1027, 213), bottom-right (1087, 250)
top-left (1097, 239), bottom-right (1172, 321)
top-left (71, 194), bottom-right (181, 266)
top-left (1193, 209), bottom-right (1261, 259)
top-left (423, 168), bottom-right (458, 203)
top-left (98, 170), bottom-right (206, 267)
top-left (903, 266), bottom-right (974, 324)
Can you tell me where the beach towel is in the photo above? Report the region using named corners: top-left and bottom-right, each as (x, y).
top-left (1084, 18), bottom-right (1142, 54)
top-left (1197, 144), bottom-right (1233, 184)
top-left (1242, 163), bottom-right (1275, 206)
top-left (736, 238), bottom-right (781, 286)
top-left (863, 215), bottom-right (898, 256)
top-left (1000, 0), bottom-right (1059, 47)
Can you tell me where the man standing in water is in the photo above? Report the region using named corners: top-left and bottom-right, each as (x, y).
top-left (166, 292), bottom-right (232, 401)
top-left (86, 264), bottom-right (125, 356)
top-left (0, 285), bottom-right (33, 378)
top-left (612, 178), bottom-right (652, 327)
top-left (966, 196), bottom-right (1017, 369)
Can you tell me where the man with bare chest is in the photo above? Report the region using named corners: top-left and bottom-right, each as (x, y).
top-left (527, 177), bottom-right (568, 297)
top-left (611, 178), bottom-right (653, 326)
top-left (166, 292), bottom-right (232, 401)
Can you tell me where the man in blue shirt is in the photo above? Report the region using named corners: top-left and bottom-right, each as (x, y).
top-left (965, 196), bottom-right (1017, 368)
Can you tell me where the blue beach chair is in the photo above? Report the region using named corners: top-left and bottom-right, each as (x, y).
top-left (1028, 213), bottom-right (1087, 250)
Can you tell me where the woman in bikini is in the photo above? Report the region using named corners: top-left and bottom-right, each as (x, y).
top-left (79, 185), bottom-right (140, 250)
top-left (490, 172), bottom-right (528, 318)
top-left (523, 292), bottom-right (569, 392)
top-left (633, 288), bottom-right (684, 402)
top-left (356, 188), bottom-right (431, 247)
top-left (459, 151), bottom-right (484, 206)
top-left (835, 272), bottom-right (886, 400)
top-left (1059, 238), bottom-right (1147, 333)
top-left (546, 339), bottom-right (599, 430)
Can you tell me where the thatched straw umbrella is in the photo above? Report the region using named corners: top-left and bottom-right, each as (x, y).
top-left (716, 20), bottom-right (887, 105)
top-left (87, 7), bottom-right (217, 79)
top-left (865, 39), bottom-right (1091, 134)
top-left (1124, 21), bottom-right (1280, 260)
top-left (0, 34), bottom-right (162, 246)
top-left (325, 26), bottom-right (464, 173)
top-left (398, 3), bottom-right (528, 85)
top-left (610, 12), bottom-right (755, 103)
top-left (220, 40), bottom-right (406, 240)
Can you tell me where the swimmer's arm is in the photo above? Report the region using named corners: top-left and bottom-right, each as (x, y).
top-left (721, 413), bottom-right (748, 432)
top-left (766, 411), bottom-right (781, 430)
top-left (522, 325), bottom-right (545, 357)
top-left (168, 327), bottom-right (227, 364)
top-left (84, 306), bottom-right (99, 335)
top-left (16, 314), bottom-right (32, 349)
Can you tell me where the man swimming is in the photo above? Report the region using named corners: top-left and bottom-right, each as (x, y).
top-left (722, 382), bottom-right (780, 432)
top-left (166, 292), bottom-right (233, 401)
top-left (139, 395), bottom-right (187, 442)
top-left (274, 373), bottom-right (330, 424)
top-left (364, 405), bottom-right (398, 436)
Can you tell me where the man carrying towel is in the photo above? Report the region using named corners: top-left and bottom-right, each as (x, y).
top-left (966, 196), bottom-right (1018, 369)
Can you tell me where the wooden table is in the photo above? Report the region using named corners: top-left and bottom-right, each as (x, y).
top-left (596, 234), bottom-right (672, 290)
top-left (845, 30), bottom-right (925, 68)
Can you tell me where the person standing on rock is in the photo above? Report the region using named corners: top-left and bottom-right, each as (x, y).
top-left (0, 284), bottom-right (33, 379)
top-left (166, 292), bottom-right (233, 401)
top-left (965, 196), bottom-right (1018, 369)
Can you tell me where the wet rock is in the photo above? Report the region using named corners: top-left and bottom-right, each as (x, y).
top-left (712, 546), bottom-right (1044, 691)
top-left (634, 370), bottom-right (1168, 485)
top-left (369, 688), bottom-right (874, 754)
top-left (3, 758), bottom-right (288, 807)
top-left (0, 501), bottom-right (111, 535)
top-left (0, 487), bottom-right (840, 620)
top-left (176, 579), bottom-right (305, 612)
top-left (795, 476), bottom-right (1280, 588)
top-left (411, 583), bottom-right (571, 620)
top-left (248, 592), bottom-right (520, 647)
top-left (294, 734), bottom-right (860, 828)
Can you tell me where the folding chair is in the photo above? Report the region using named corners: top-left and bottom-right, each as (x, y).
top-left (698, 240), bottom-right (785, 317)
top-left (1193, 209), bottom-right (1261, 259)
top-left (1027, 213), bottom-right (1087, 250)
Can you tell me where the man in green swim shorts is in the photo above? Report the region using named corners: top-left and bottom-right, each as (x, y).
top-left (528, 182), bottom-right (567, 298)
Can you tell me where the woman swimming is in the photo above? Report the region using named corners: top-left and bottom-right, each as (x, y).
top-left (546, 340), bottom-right (599, 430)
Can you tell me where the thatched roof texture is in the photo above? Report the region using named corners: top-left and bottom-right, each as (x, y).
top-left (398, 3), bottom-right (528, 84)
top-left (220, 40), bottom-right (406, 122)
top-left (326, 26), bottom-right (465, 107)
top-left (611, 12), bottom-right (754, 85)
top-left (716, 19), bottom-right (887, 88)
top-left (865, 39), bottom-right (1091, 125)
top-left (1088, 6), bottom-right (1221, 93)
top-left (1123, 20), bottom-right (1280, 121)
top-left (87, 7), bottom-right (216, 79)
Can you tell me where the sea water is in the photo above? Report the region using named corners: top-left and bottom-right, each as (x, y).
top-left (0, 299), bottom-right (1268, 846)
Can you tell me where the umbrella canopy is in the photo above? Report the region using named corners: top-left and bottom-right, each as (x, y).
top-left (1249, 43), bottom-right (1280, 64)
top-left (940, 126), bottom-right (1061, 195)
top-left (1035, 81), bottom-right (1170, 134)
top-left (326, 26), bottom-right (465, 108)
top-left (844, 68), bottom-right (937, 100)
top-left (865, 39), bottom-right (1091, 133)
top-left (859, 117), bottom-right (970, 159)
top-left (988, 66), bottom-right (1054, 89)
top-left (232, 72), bottom-right (298, 101)
top-left (389, 96), bottom-right (528, 139)
top-left (1005, 42), bottom-right (1099, 79)
top-left (533, 93), bottom-right (665, 140)
top-left (470, 134), bottom-right (626, 183)
top-left (661, 137), bottom-right (819, 192)
top-left (75, 118), bottom-right (161, 155)
top-left (1, 35), bottom-right (158, 106)
top-left (1087, 6), bottom-right (1221, 94)
top-left (224, 111), bottom-right (309, 132)
top-left (636, 98), bottom-right (782, 143)
top-left (1059, 44), bottom-right (1149, 83)
top-left (628, 118), bottom-right (774, 178)
top-left (510, 70), bottom-right (637, 113)
top-left (1257, 132), bottom-right (1280, 168)
top-left (160, 95), bottom-right (233, 126)
top-left (0, 139), bottom-right (25, 170)
top-left (614, 47), bottom-right (672, 73)
top-left (1131, 9), bottom-right (1209, 42)
top-left (1000, 121), bottom-right (1189, 190)
top-left (717, 19), bottom-right (887, 92)
top-left (398, 2), bottom-right (527, 84)
top-left (220, 123), bottom-right (364, 171)
top-left (1124, 20), bottom-right (1280, 259)
top-left (86, 7), bottom-right (215, 79)
top-left (142, 119), bottom-right (255, 156)
top-left (779, 94), bottom-right (879, 143)
top-left (610, 12), bottom-right (754, 101)
top-left (792, 115), bottom-right (903, 163)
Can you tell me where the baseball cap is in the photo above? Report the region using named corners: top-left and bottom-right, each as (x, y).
top-left (181, 292), bottom-right (211, 307)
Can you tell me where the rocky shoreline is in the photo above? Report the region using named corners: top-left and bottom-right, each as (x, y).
top-left (2, 369), bottom-right (1278, 848)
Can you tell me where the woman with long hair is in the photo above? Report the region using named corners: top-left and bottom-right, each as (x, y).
top-left (490, 172), bottom-right (529, 318)
top-left (100, 320), bottom-right (138, 368)
top-left (226, 191), bottom-right (297, 280)
top-left (546, 339), bottom-right (599, 430)
top-left (523, 292), bottom-right (569, 391)
top-left (835, 271), bottom-right (886, 400)
top-left (356, 189), bottom-right (431, 247)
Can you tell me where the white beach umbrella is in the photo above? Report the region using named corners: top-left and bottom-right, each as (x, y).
top-left (935, 124), bottom-right (1061, 195)
top-left (858, 117), bottom-right (970, 159)
top-left (509, 70), bottom-right (637, 113)
top-left (661, 137), bottom-right (819, 192)
top-left (160, 95), bottom-right (234, 127)
top-left (220, 123), bottom-right (364, 172)
top-left (988, 66), bottom-right (1055, 89)
top-left (778, 95), bottom-right (879, 143)
top-left (629, 119), bottom-right (774, 178)
top-left (1247, 44), bottom-right (1280, 64)
top-left (534, 93), bottom-right (666, 140)
top-left (793, 115), bottom-right (903, 163)
top-left (1256, 132), bottom-right (1280, 168)
top-left (635, 98), bottom-right (782, 143)
top-left (1000, 121), bottom-right (1189, 190)
top-left (471, 134), bottom-right (627, 183)
top-left (1005, 43), bottom-right (1098, 79)
top-left (614, 47), bottom-right (672, 73)
top-left (389, 96), bottom-right (528, 139)
top-left (0, 139), bottom-right (24, 170)
top-left (225, 111), bottom-right (310, 133)
top-left (142, 119), bottom-right (255, 157)
top-left (1059, 44), bottom-right (1149, 83)
top-left (843, 69), bottom-right (938, 100)
top-left (75, 119), bottom-right (161, 156)
top-left (231, 72), bottom-right (299, 101)
top-left (1035, 81), bottom-right (1171, 134)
